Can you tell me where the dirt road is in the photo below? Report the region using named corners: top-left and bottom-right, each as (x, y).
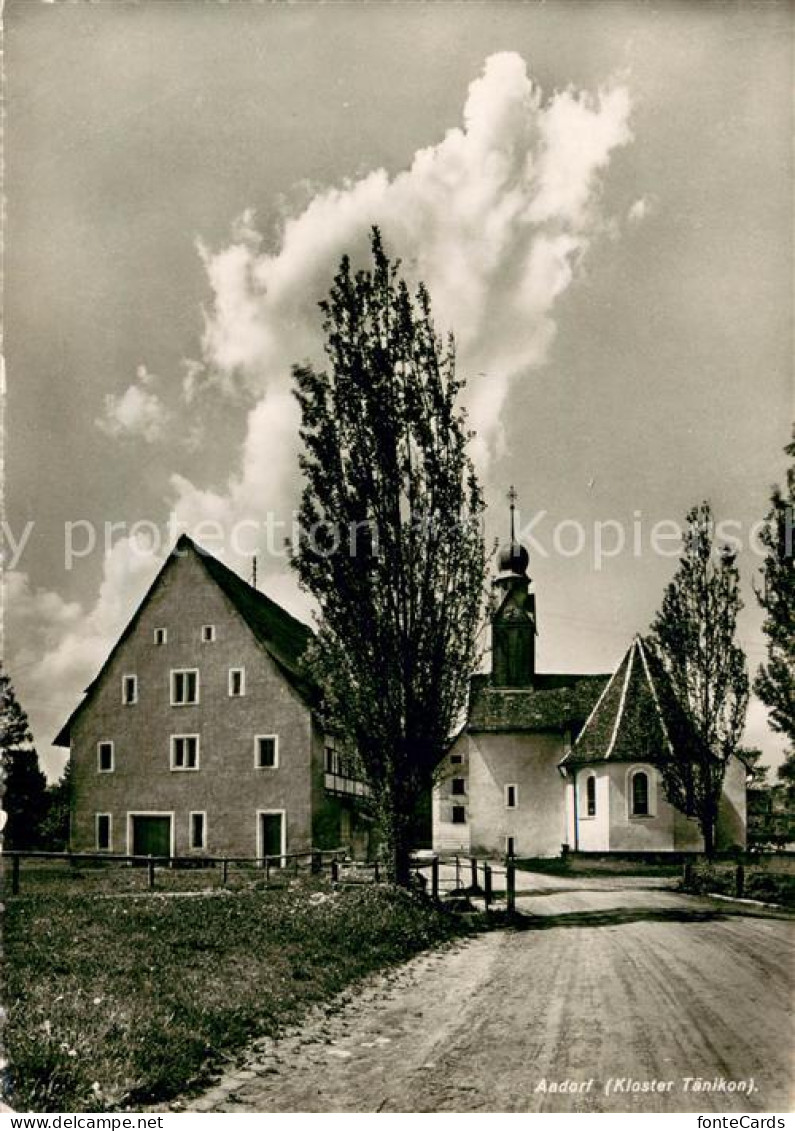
top-left (187, 878), bottom-right (793, 1113)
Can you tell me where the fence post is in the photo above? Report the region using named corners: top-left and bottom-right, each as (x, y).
top-left (311, 850), bottom-right (321, 875)
top-left (484, 863), bottom-right (492, 909)
top-left (331, 858), bottom-right (340, 883)
top-left (374, 861), bottom-right (381, 884)
top-left (264, 857), bottom-right (271, 885)
top-left (431, 856), bottom-right (440, 901)
top-left (222, 857), bottom-right (229, 887)
top-left (470, 857), bottom-right (478, 892)
top-left (147, 856), bottom-right (155, 890)
top-left (506, 857), bottom-right (516, 914)
top-left (11, 855), bottom-right (20, 896)
top-left (682, 860), bottom-right (693, 888)
top-left (455, 854), bottom-right (461, 891)
top-left (735, 863), bottom-right (745, 899)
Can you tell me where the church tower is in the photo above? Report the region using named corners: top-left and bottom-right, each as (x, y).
top-left (491, 486), bottom-right (537, 687)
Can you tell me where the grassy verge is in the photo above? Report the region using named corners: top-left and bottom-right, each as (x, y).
top-left (682, 861), bottom-right (795, 907)
top-left (514, 856), bottom-right (682, 879)
top-left (4, 882), bottom-right (481, 1112)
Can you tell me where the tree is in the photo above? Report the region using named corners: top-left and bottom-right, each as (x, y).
top-left (754, 430), bottom-right (795, 800)
top-left (291, 229), bottom-right (486, 884)
top-left (647, 502), bottom-right (749, 856)
top-left (40, 761), bottom-right (73, 850)
top-left (1, 661), bottom-right (32, 750)
top-left (738, 746), bottom-right (769, 788)
top-left (0, 663), bottom-right (48, 849)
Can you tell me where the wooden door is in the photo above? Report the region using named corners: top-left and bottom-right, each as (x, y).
top-left (131, 815), bottom-right (171, 858)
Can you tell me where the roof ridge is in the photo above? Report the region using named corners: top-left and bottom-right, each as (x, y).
top-left (564, 642), bottom-right (632, 761)
top-left (605, 640), bottom-right (635, 759)
top-left (635, 635), bottom-right (676, 758)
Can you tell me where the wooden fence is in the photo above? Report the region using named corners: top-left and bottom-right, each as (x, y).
top-left (3, 847), bottom-right (349, 895)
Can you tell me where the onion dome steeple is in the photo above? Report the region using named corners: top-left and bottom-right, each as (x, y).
top-left (491, 486), bottom-right (537, 687)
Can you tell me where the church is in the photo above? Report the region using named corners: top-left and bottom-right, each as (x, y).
top-left (432, 499), bottom-right (747, 857)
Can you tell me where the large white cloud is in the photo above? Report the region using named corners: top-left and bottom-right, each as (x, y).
top-left (9, 52), bottom-right (634, 774)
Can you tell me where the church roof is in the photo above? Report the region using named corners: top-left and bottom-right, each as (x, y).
top-left (54, 535), bottom-right (316, 746)
top-left (467, 672), bottom-right (609, 733)
top-left (559, 635), bottom-right (675, 767)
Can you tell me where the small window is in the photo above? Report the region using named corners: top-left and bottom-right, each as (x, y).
top-left (505, 784), bottom-right (518, 809)
top-left (506, 836), bottom-right (515, 858)
top-left (586, 775), bottom-right (596, 817)
top-left (96, 813), bottom-right (112, 851)
top-left (154, 627), bottom-right (167, 645)
top-left (451, 805), bottom-right (466, 825)
top-left (228, 668), bottom-right (245, 697)
top-left (256, 735), bottom-right (278, 769)
top-left (97, 741), bottom-right (114, 773)
top-left (451, 777), bottom-right (466, 796)
top-left (631, 771), bottom-right (650, 817)
top-left (202, 624), bottom-right (216, 643)
top-left (171, 735), bottom-right (199, 771)
top-left (325, 745), bottom-right (341, 775)
top-left (122, 674), bottom-right (138, 705)
top-left (450, 753), bottom-right (463, 765)
top-left (171, 669), bottom-right (199, 705)
top-left (190, 812), bottom-right (206, 850)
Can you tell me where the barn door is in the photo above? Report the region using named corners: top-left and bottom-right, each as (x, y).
top-left (131, 815), bottom-right (171, 858)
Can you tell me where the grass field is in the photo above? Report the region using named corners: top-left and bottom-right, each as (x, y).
top-left (3, 881), bottom-right (481, 1113)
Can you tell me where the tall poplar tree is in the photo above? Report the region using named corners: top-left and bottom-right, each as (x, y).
top-left (648, 502), bottom-right (749, 855)
top-left (291, 229), bottom-right (486, 883)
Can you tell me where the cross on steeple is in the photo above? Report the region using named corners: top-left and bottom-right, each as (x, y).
top-left (507, 484), bottom-right (518, 541)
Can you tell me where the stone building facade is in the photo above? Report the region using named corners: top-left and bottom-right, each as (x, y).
top-left (55, 536), bottom-right (371, 860)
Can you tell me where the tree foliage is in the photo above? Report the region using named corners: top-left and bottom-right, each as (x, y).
top-left (40, 761), bottom-right (73, 851)
top-left (1, 661), bottom-right (32, 750)
top-left (754, 430), bottom-right (795, 798)
top-left (291, 229), bottom-right (486, 881)
top-left (647, 502), bottom-right (749, 855)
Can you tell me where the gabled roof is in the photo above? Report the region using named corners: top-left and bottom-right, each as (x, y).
top-left (559, 635), bottom-right (674, 767)
top-left (54, 535), bottom-right (315, 746)
top-left (467, 672), bottom-right (609, 733)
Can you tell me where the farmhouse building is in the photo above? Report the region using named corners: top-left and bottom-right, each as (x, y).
top-left (55, 535), bottom-right (371, 860)
top-left (433, 506), bottom-right (746, 857)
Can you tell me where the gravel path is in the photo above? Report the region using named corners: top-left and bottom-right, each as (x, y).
top-left (184, 877), bottom-right (793, 1113)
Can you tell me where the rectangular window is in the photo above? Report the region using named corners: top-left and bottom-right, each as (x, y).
top-left (506, 835), bottom-right (515, 857)
top-left (325, 746), bottom-right (342, 775)
top-left (97, 741), bottom-right (114, 773)
top-left (586, 775), bottom-right (597, 817)
top-left (451, 777), bottom-right (466, 796)
top-left (190, 811), bottom-right (206, 850)
top-left (228, 668), bottom-right (245, 697)
top-left (171, 735), bottom-right (200, 771)
top-left (450, 753), bottom-right (463, 765)
top-left (122, 674), bottom-right (138, 705)
top-left (154, 627), bottom-right (167, 645)
top-left (505, 783), bottom-right (518, 809)
top-left (451, 805), bottom-right (466, 825)
top-left (256, 735), bottom-right (278, 769)
top-left (202, 624), bottom-right (216, 643)
top-left (171, 669), bottom-right (199, 705)
top-left (96, 813), bottom-right (112, 851)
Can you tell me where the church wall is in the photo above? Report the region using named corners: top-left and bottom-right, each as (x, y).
top-left (607, 762), bottom-right (680, 851)
top-left (467, 731), bottom-right (568, 858)
top-left (574, 767), bottom-right (611, 851)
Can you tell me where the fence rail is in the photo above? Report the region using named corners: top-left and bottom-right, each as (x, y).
top-left (2, 847), bottom-right (349, 895)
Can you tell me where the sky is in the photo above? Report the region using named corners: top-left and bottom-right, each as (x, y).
top-left (3, 0), bottom-right (792, 779)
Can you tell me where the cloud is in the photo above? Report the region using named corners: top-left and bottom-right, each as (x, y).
top-left (95, 364), bottom-right (170, 443)
top-left (178, 50), bottom-right (631, 505)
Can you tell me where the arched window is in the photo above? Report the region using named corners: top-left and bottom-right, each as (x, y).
top-left (585, 775), bottom-right (596, 817)
top-left (631, 770), bottom-right (650, 817)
